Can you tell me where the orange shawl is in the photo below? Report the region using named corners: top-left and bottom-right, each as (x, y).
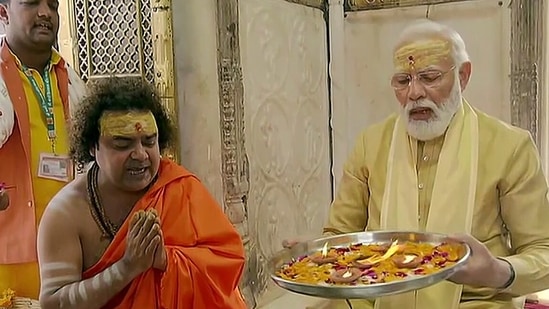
top-left (0, 40), bottom-right (72, 264)
top-left (82, 159), bottom-right (247, 308)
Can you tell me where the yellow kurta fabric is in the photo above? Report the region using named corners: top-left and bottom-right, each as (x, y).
top-left (0, 51), bottom-right (70, 299)
top-left (374, 100), bottom-right (478, 309)
top-left (322, 105), bottom-right (549, 309)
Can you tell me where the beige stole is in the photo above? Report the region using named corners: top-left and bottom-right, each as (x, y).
top-left (376, 100), bottom-right (479, 309)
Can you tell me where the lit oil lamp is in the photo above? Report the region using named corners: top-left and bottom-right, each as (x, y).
top-left (351, 256), bottom-right (379, 269)
top-left (370, 243), bottom-right (391, 253)
top-left (310, 242), bottom-right (338, 265)
top-left (352, 240), bottom-right (399, 268)
top-left (391, 254), bottom-right (422, 269)
top-left (365, 240), bottom-right (400, 264)
top-left (330, 268), bottom-right (362, 284)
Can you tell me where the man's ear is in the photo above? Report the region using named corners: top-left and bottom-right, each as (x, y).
top-left (458, 61), bottom-right (472, 91)
top-left (0, 4), bottom-right (9, 25)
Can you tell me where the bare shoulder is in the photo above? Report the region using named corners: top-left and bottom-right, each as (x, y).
top-left (40, 175), bottom-right (89, 230)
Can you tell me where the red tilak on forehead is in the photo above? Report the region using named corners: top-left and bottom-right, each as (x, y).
top-left (134, 122), bottom-right (143, 132)
top-left (408, 55), bottom-right (415, 68)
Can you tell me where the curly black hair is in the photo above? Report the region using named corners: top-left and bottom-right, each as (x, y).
top-left (69, 77), bottom-right (175, 165)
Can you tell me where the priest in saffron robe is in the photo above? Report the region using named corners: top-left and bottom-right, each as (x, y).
top-left (309, 20), bottom-right (549, 309)
top-left (36, 77), bottom-right (247, 309)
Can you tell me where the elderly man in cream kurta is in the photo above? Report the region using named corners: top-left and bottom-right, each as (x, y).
top-left (310, 20), bottom-right (549, 309)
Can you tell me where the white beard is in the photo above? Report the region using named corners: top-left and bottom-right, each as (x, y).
top-left (402, 78), bottom-right (462, 141)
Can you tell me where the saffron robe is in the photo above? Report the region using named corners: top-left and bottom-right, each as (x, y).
top-left (82, 159), bottom-right (248, 309)
top-left (322, 101), bottom-right (549, 309)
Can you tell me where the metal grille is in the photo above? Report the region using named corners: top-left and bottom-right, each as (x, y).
top-left (73, 0), bottom-right (154, 83)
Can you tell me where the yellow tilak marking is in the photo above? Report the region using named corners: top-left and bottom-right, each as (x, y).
top-left (99, 111), bottom-right (158, 136)
top-left (394, 39), bottom-right (452, 72)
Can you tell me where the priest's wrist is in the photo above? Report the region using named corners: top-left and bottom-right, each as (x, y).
top-left (491, 258), bottom-right (515, 290)
top-left (153, 247), bottom-right (167, 272)
top-left (117, 259), bottom-right (141, 281)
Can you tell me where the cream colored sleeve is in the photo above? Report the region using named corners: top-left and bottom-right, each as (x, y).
top-left (323, 132), bottom-right (369, 235)
top-left (498, 132), bottom-right (549, 296)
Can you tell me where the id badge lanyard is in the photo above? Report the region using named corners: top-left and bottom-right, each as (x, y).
top-left (23, 63), bottom-right (57, 154)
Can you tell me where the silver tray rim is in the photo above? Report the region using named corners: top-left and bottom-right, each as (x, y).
top-left (269, 230), bottom-right (471, 299)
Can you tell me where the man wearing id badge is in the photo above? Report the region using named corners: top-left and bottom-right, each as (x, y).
top-left (0, 0), bottom-right (86, 300)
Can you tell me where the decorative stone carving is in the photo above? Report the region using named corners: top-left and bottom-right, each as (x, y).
top-left (216, 0), bottom-right (331, 307)
top-left (509, 0), bottom-right (543, 147)
top-left (215, 1), bottom-right (256, 308)
top-left (239, 0), bottom-right (332, 306)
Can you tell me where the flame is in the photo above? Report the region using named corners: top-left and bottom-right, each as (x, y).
top-left (321, 242), bottom-right (328, 257)
top-left (383, 240), bottom-right (400, 256)
top-left (342, 270), bottom-right (352, 278)
top-left (366, 240), bottom-right (400, 264)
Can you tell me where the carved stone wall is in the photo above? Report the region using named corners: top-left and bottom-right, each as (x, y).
top-left (215, 0), bottom-right (332, 307)
top-left (215, 1), bottom-right (255, 307)
top-left (509, 0), bottom-right (544, 147)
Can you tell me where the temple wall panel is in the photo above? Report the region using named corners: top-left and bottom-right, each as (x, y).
top-left (239, 0), bottom-right (332, 306)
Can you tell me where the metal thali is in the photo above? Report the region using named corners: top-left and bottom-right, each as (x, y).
top-left (269, 230), bottom-right (471, 299)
